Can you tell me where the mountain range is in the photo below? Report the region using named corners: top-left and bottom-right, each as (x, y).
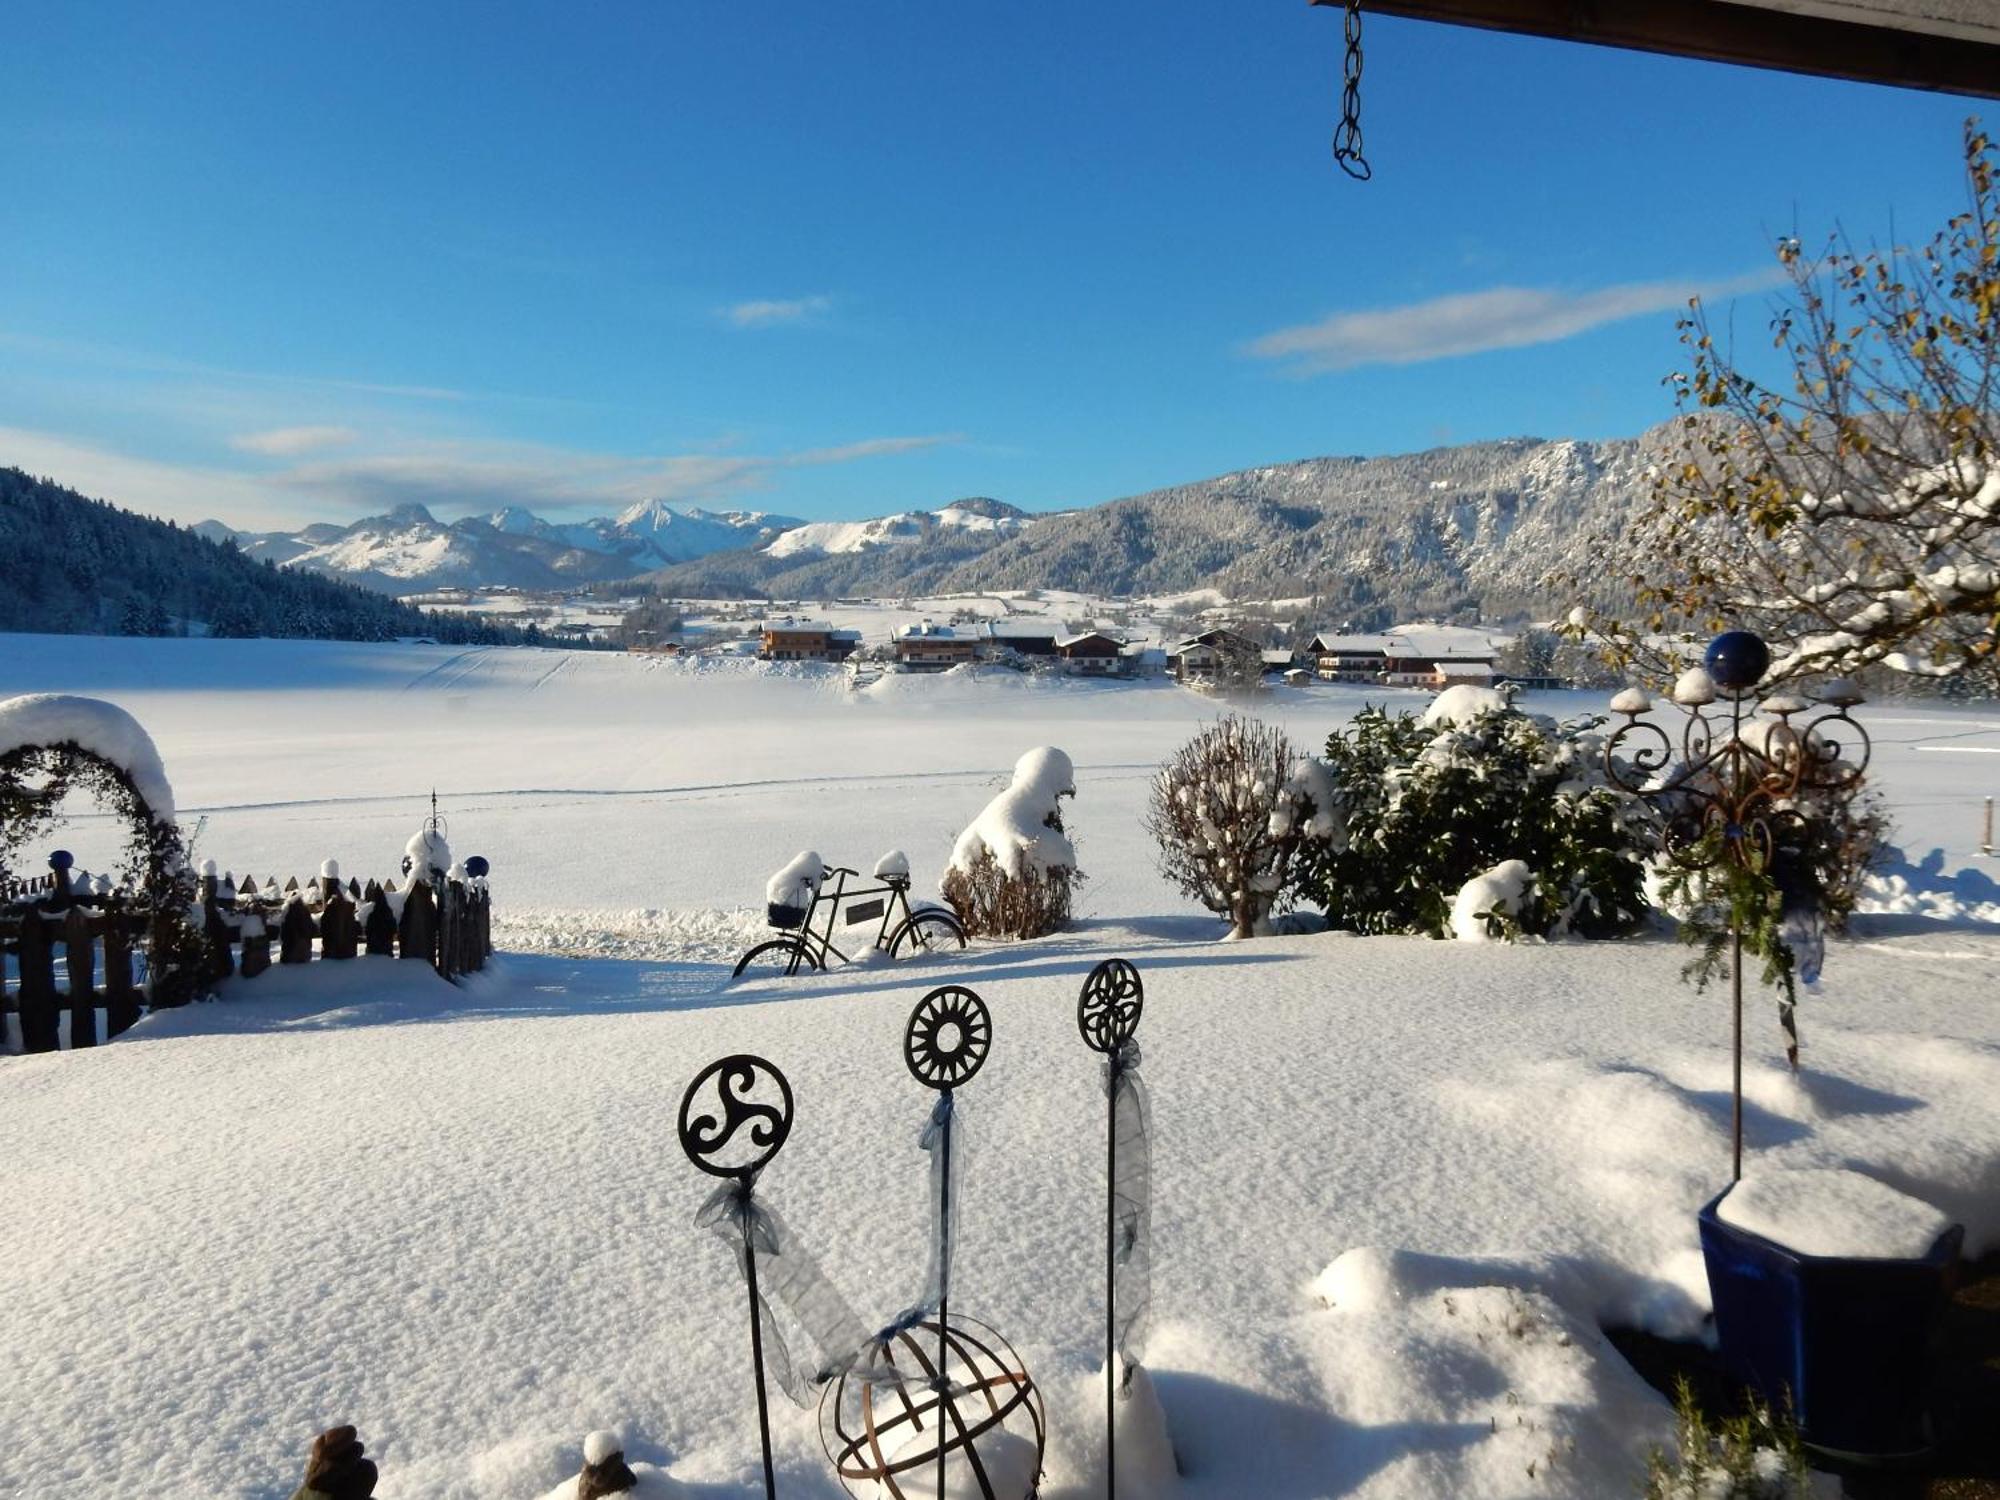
top-left (195, 499), bottom-right (799, 594)
top-left (193, 431), bottom-right (1662, 623)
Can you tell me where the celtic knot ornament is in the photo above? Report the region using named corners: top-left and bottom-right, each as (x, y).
top-left (904, 986), bottom-right (992, 1091)
top-left (1076, 958), bottom-right (1144, 1054)
top-left (678, 1054), bottom-right (795, 1181)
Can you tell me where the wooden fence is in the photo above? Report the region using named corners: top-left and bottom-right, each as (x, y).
top-left (2, 868), bottom-right (492, 1055)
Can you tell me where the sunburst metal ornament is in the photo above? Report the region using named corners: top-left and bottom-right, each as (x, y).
top-left (904, 985), bottom-right (992, 1091)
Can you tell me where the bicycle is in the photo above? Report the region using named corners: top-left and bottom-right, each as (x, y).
top-left (733, 853), bottom-right (966, 978)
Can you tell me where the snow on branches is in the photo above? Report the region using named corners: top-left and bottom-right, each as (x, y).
top-left (1146, 715), bottom-right (1340, 940)
top-left (1597, 123), bottom-right (2000, 693)
top-left (942, 746), bottom-right (1081, 939)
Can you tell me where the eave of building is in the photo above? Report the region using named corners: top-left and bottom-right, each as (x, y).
top-left (1313, 0), bottom-right (2000, 98)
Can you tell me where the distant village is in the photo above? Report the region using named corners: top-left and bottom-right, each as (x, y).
top-left (755, 618), bottom-right (1509, 689)
top-left (405, 585), bottom-right (1535, 690)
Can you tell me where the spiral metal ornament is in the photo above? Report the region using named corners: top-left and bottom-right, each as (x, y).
top-left (1077, 958), bottom-right (1144, 1054)
top-left (904, 986), bottom-right (992, 1091)
top-left (678, 1054), bottom-right (794, 1180)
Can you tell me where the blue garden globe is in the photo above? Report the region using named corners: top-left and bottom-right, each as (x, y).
top-left (465, 855), bottom-right (490, 878)
top-left (1704, 631), bottom-right (1771, 693)
top-left (49, 849), bottom-right (74, 870)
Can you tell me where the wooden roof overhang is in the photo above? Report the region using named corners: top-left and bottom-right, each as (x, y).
top-left (1312, 0), bottom-right (2000, 98)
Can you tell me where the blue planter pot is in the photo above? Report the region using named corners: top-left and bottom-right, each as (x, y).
top-left (1699, 1192), bottom-right (1963, 1459)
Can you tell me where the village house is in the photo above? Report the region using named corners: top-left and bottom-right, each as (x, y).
top-left (1166, 628), bottom-right (1266, 683)
top-left (975, 621), bottom-right (1062, 661)
top-left (1053, 631), bottom-right (1129, 676)
top-left (892, 620), bottom-right (981, 671)
top-left (758, 619), bottom-right (862, 663)
top-left (1307, 633), bottom-right (1397, 682)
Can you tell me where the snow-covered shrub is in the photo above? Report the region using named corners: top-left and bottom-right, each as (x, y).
top-left (1146, 716), bottom-right (1340, 939)
top-left (941, 747), bottom-right (1080, 939)
top-left (1291, 696), bottom-right (1651, 940)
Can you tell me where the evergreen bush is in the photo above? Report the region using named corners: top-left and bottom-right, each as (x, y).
top-left (1290, 696), bottom-right (1653, 939)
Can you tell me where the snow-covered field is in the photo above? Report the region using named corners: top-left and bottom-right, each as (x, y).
top-left (3, 636), bottom-right (1998, 1499)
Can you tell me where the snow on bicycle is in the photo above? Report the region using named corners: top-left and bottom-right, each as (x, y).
top-left (733, 848), bottom-right (966, 978)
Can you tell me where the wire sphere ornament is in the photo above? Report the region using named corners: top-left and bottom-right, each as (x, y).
top-left (904, 986), bottom-right (992, 1091)
top-left (677, 1054), bottom-right (794, 1181)
top-left (818, 1316), bottom-right (1046, 1500)
top-left (1076, 958), bottom-right (1143, 1054)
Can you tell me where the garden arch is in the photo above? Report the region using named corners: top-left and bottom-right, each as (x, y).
top-left (1, 694), bottom-right (202, 1025)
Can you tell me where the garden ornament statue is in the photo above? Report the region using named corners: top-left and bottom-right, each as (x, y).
top-left (819, 985), bottom-right (1046, 1500)
top-left (1076, 959), bottom-right (1151, 1500)
top-left (1604, 629), bottom-right (1871, 1180)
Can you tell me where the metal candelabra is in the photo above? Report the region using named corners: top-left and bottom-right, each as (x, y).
top-left (1602, 629), bottom-right (1871, 1181)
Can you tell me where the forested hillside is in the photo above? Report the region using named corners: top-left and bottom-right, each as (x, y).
top-left (0, 469), bottom-right (543, 644)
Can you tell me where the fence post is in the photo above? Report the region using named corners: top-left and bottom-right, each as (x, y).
top-left (17, 913), bottom-right (58, 1053)
top-left (320, 885), bottom-right (359, 960)
top-left (362, 881), bottom-right (396, 956)
top-left (279, 896), bottom-right (316, 964)
top-left (103, 902), bottom-right (142, 1037)
top-left (200, 873), bottom-right (236, 984)
top-left (63, 904), bottom-right (98, 1048)
top-left (399, 880), bottom-right (437, 967)
top-left (239, 912), bottom-right (272, 979)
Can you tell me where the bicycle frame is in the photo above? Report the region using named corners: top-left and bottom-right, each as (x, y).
top-left (787, 866), bottom-right (912, 969)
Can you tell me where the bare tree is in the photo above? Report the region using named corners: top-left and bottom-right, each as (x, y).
top-left (1603, 122), bottom-right (2000, 692)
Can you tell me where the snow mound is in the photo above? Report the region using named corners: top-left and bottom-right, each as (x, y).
top-left (873, 848), bottom-right (911, 881)
top-left (1421, 684), bottom-right (1507, 728)
top-left (873, 1421), bottom-right (1040, 1500)
top-left (1449, 860), bottom-right (1535, 941)
top-left (0, 692), bottom-right (176, 818)
top-left (1717, 1168), bottom-right (1956, 1259)
top-left (766, 850), bottom-right (825, 908)
top-left (406, 827), bottom-right (453, 881)
top-left (1306, 1247), bottom-right (1673, 1497)
top-left (948, 747), bottom-right (1076, 879)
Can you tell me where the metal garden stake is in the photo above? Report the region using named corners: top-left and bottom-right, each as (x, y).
top-left (1604, 630), bottom-right (1871, 1181)
top-left (1077, 958), bottom-right (1146, 1500)
top-left (903, 984), bottom-right (993, 1500)
top-left (679, 1054), bottom-right (796, 1500)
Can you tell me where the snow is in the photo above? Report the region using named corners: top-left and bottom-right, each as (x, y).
top-left (872, 849), bottom-right (910, 882)
top-left (0, 691), bottom-right (177, 818)
top-left (582, 1431), bottom-right (621, 1466)
top-left (1670, 668), bottom-right (1716, 707)
top-left (1715, 1168), bottom-right (1956, 1260)
top-left (1608, 687), bottom-right (1653, 716)
top-left (766, 850), bottom-right (825, 909)
top-left (0, 636), bottom-right (1997, 1498)
top-left (947, 746), bottom-right (1076, 880)
top-left (1450, 859), bottom-right (1535, 941)
top-left (1422, 683), bottom-right (1509, 727)
top-left (872, 1425), bottom-right (1040, 1500)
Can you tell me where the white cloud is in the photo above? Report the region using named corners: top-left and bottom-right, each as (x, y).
top-left (719, 295), bottom-right (832, 328)
top-left (0, 426), bottom-right (961, 529)
top-left (0, 426), bottom-right (320, 530)
top-left (1246, 269), bottom-right (1786, 374)
top-left (230, 425), bottom-right (359, 456)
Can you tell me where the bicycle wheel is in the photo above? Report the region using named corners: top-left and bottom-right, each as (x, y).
top-left (889, 909), bottom-right (967, 958)
top-left (732, 939), bottom-right (821, 979)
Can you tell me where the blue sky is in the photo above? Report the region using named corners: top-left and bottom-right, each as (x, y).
top-left (0, 2), bottom-right (1981, 529)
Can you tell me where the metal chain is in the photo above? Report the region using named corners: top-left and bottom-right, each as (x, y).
top-left (1332, 0), bottom-right (1371, 180)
